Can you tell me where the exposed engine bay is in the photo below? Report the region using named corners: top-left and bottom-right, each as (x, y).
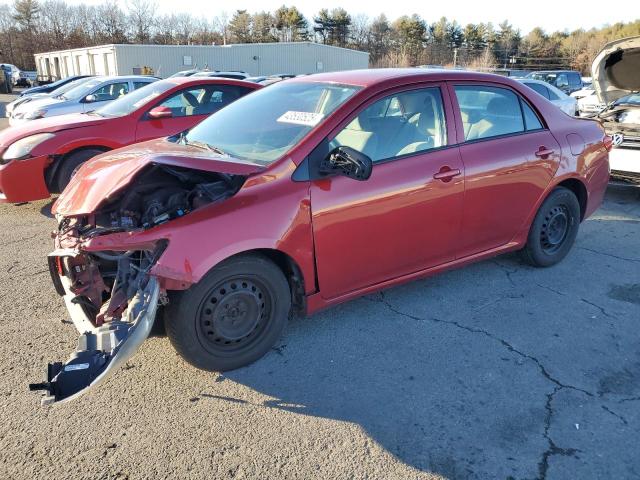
top-left (30, 164), bottom-right (245, 405)
top-left (59, 164), bottom-right (245, 236)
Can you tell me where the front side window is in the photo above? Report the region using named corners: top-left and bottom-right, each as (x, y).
top-left (92, 81), bottom-right (129, 101)
top-left (157, 85), bottom-right (252, 117)
top-left (330, 87), bottom-right (447, 162)
top-left (455, 85), bottom-right (525, 141)
top-left (95, 80), bottom-right (175, 117)
top-left (182, 81), bottom-right (360, 165)
top-left (556, 74), bottom-right (569, 88)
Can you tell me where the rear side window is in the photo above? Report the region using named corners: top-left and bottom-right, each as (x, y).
top-left (134, 81), bottom-right (153, 90)
top-left (454, 85), bottom-right (543, 141)
top-left (568, 73), bottom-right (581, 87)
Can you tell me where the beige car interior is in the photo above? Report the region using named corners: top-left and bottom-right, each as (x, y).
top-left (332, 89), bottom-right (447, 162)
top-left (462, 97), bottom-right (523, 140)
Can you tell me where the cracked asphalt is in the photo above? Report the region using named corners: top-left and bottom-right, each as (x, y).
top-left (0, 93), bottom-right (639, 479)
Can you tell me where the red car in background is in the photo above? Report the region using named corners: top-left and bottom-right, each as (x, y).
top-left (0, 77), bottom-right (260, 203)
top-left (33, 69), bottom-right (610, 404)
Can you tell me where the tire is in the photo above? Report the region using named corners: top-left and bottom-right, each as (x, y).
top-left (55, 149), bottom-right (104, 192)
top-left (521, 186), bottom-right (581, 267)
top-left (165, 254), bottom-right (291, 372)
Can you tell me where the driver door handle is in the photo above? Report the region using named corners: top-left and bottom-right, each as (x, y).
top-left (535, 146), bottom-right (555, 158)
top-left (433, 167), bottom-right (461, 182)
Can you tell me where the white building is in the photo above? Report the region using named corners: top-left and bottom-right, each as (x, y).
top-left (33, 42), bottom-right (370, 79)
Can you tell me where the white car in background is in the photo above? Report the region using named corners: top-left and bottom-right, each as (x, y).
top-left (10, 75), bottom-right (157, 126)
top-left (518, 78), bottom-right (578, 115)
top-left (571, 86), bottom-right (593, 100)
top-left (592, 36), bottom-right (640, 184)
top-left (576, 89), bottom-right (606, 116)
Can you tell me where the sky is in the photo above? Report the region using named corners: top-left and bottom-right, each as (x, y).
top-left (67, 0), bottom-right (637, 35)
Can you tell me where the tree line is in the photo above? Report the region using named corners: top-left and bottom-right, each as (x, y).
top-left (1, 0), bottom-right (639, 74)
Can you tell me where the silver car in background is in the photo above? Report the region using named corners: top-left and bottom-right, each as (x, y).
top-left (518, 78), bottom-right (579, 116)
top-left (9, 75), bottom-right (158, 126)
top-left (5, 77), bottom-right (95, 119)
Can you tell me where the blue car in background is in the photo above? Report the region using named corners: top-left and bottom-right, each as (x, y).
top-left (18, 75), bottom-right (93, 97)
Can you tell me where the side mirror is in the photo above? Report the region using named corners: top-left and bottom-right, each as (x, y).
top-left (148, 106), bottom-right (173, 119)
top-left (84, 94), bottom-right (96, 103)
top-left (319, 146), bottom-right (372, 181)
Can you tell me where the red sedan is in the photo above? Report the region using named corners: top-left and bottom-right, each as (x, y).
top-left (0, 77), bottom-right (260, 203)
top-left (32, 69), bottom-right (610, 404)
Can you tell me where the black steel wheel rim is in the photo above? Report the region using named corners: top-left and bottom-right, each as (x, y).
top-left (540, 205), bottom-right (570, 254)
top-left (197, 278), bottom-right (271, 354)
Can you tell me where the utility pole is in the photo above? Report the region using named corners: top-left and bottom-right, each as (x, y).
top-left (453, 48), bottom-right (458, 68)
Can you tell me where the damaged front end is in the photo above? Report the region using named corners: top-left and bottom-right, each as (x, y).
top-left (31, 162), bottom-right (246, 405)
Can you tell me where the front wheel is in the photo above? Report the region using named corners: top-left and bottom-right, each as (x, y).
top-left (165, 254), bottom-right (291, 372)
top-left (55, 149), bottom-right (105, 193)
top-left (521, 186), bottom-right (581, 267)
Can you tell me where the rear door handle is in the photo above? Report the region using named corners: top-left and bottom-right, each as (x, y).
top-left (433, 167), bottom-right (461, 182)
top-left (535, 147), bottom-right (555, 158)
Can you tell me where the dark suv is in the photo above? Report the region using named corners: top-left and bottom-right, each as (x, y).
top-left (526, 70), bottom-right (583, 94)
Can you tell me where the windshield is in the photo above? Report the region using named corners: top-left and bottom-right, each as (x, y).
top-left (60, 78), bottom-right (104, 101)
top-left (50, 77), bottom-right (93, 97)
top-left (182, 81), bottom-right (360, 165)
top-left (96, 80), bottom-right (175, 117)
top-left (529, 73), bottom-right (558, 84)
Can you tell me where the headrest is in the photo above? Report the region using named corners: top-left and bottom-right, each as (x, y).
top-left (487, 96), bottom-right (518, 115)
top-left (399, 91), bottom-right (436, 116)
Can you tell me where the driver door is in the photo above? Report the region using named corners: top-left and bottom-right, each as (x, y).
top-left (310, 84), bottom-right (465, 299)
top-left (135, 84), bottom-right (253, 142)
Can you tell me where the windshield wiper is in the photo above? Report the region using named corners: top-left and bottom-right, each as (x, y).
top-left (182, 137), bottom-right (228, 156)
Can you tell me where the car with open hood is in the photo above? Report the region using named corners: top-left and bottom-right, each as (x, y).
top-left (0, 77), bottom-right (260, 203)
top-left (31, 69), bottom-right (610, 405)
top-left (9, 75), bottom-right (158, 126)
top-left (591, 36), bottom-right (640, 184)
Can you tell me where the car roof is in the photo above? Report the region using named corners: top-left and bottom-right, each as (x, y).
top-left (291, 68), bottom-right (519, 88)
top-left (159, 77), bottom-right (261, 88)
top-left (90, 75), bottom-right (157, 82)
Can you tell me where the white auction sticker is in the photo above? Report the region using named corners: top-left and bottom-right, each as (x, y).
top-left (64, 363), bottom-right (90, 372)
top-left (277, 111), bottom-right (324, 127)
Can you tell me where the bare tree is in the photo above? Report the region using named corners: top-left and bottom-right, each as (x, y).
top-left (126, 0), bottom-right (156, 44)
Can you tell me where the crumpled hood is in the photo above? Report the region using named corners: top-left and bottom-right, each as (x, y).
top-left (53, 138), bottom-right (266, 216)
top-left (592, 36), bottom-right (640, 104)
top-left (0, 113), bottom-right (107, 148)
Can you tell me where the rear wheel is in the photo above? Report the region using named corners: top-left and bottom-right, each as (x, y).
top-left (165, 254), bottom-right (291, 371)
top-left (55, 149), bottom-right (105, 192)
top-left (521, 186), bottom-right (581, 267)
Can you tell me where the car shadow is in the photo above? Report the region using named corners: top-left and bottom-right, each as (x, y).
top-left (39, 198), bottom-right (55, 218)
top-left (191, 190), bottom-right (640, 477)
top-left (192, 253), bottom-right (549, 478)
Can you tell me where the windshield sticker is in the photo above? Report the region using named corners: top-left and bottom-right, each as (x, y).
top-left (277, 111), bottom-right (324, 127)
